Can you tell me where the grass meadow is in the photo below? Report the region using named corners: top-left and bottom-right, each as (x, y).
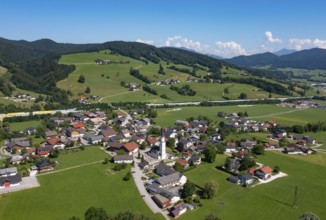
top-left (182, 151), bottom-right (326, 220)
top-left (0, 147), bottom-right (163, 220)
top-left (57, 51), bottom-right (277, 103)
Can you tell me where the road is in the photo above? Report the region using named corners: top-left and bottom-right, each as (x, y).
top-left (146, 96), bottom-right (306, 107)
top-left (98, 91), bottom-right (140, 103)
top-left (131, 158), bottom-right (169, 220)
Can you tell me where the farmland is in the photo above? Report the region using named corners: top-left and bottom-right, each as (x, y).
top-left (153, 104), bottom-right (295, 126)
top-left (57, 51), bottom-right (281, 103)
top-left (182, 151), bottom-right (326, 220)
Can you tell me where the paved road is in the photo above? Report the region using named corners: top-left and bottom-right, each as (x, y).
top-left (132, 158), bottom-right (169, 220)
top-left (0, 176), bottom-right (40, 194)
top-left (146, 96), bottom-right (306, 107)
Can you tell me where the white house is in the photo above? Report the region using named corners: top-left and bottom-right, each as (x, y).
top-left (113, 155), bottom-right (133, 164)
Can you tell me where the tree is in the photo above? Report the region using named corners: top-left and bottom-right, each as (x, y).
top-left (279, 137), bottom-right (289, 147)
top-left (147, 109), bottom-right (157, 118)
top-left (78, 74), bottom-right (85, 83)
top-left (84, 207), bottom-right (109, 220)
top-left (293, 125), bottom-right (304, 134)
top-left (252, 144), bottom-right (265, 155)
top-left (103, 158), bottom-right (109, 164)
top-left (85, 87), bottom-right (91, 93)
top-left (273, 165), bottom-right (280, 174)
top-left (224, 87), bottom-right (229, 94)
top-left (203, 181), bottom-right (217, 199)
top-left (182, 181), bottom-right (196, 198)
top-left (21, 148), bottom-right (27, 154)
top-left (239, 92), bottom-right (247, 99)
top-left (216, 144), bottom-right (226, 154)
top-left (123, 171), bottom-right (132, 181)
top-left (11, 148), bottom-right (17, 154)
top-left (166, 138), bottom-right (175, 148)
top-left (205, 213), bottom-right (221, 220)
top-left (204, 144), bottom-right (217, 163)
top-left (158, 64), bottom-right (165, 75)
top-left (239, 157), bottom-right (256, 171)
top-left (298, 212), bottom-right (320, 220)
top-left (174, 162), bottom-right (184, 172)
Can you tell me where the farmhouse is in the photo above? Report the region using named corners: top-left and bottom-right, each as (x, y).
top-left (154, 172), bottom-right (187, 188)
top-left (0, 167), bottom-right (17, 177)
top-left (113, 155), bottom-right (133, 164)
top-left (36, 161), bottom-right (56, 172)
top-left (254, 166), bottom-right (273, 180)
top-left (122, 141), bottom-right (139, 155)
top-left (0, 174), bottom-right (22, 189)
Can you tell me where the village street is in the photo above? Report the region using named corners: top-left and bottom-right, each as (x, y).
top-left (131, 158), bottom-right (170, 220)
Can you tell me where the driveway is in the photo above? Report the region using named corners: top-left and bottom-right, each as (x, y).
top-left (0, 176), bottom-right (40, 194)
top-left (132, 158), bottom-right (170, 220)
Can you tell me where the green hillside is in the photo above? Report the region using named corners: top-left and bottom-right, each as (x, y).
top-left (57, 51), bottom-right (286, 103)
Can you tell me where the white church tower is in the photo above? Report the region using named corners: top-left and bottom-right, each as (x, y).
top-left (160, 128), bottom-right (167, 160)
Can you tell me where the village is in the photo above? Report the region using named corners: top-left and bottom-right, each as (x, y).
top-left (0, 106), bottom-right (321, 219)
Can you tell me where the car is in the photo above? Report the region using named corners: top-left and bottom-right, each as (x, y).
top-left (132, 171), bottom-right (136, 173)
top-left (141, 195), bottom-right (145, 197)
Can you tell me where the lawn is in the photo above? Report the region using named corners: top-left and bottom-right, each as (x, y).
top-left (257, 108), bottom-right (326, 126)
top-left (154, 104), bottom-right (291, 126)
top-left (9, 120), bottom-right (42, 132)
top-left (55, 147), bottom-right (109, 170)
top-left (181, 151), bottom-right (326, 220)
top-left (0, 147), bottom-right (164, 220)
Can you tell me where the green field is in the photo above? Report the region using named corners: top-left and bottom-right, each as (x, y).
top-left (154, 104), bottom-right (293, 126)
top-left (182, 151), bottom-right (326, 220)
top-left (257, 108), bottom-right (326, 126)
top-left (9, 120), bottom-right (41, 132)
top-left (57, 51), bottom-right (280, 103)
top-left (0, 147), bottom-right (163, 220)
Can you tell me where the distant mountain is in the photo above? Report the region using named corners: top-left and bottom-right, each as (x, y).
top-left (226, 48), bottom-right (326, 70)
top-left (206, 54), bottom-right (224, 60)
top-left (226, 52), bottom-right (278, 67)
top-left (274, 49), bottom-right (297, 56)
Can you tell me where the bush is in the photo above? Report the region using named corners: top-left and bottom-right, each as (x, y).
top-left (123, 171), bottom-right (132, 181)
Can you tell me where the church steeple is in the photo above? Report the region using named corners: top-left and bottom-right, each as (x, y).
top-left (160, 128), bottom-right (167, 160)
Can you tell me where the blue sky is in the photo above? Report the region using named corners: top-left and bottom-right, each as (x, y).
top-left (1, 0), bottom-right (326, 57)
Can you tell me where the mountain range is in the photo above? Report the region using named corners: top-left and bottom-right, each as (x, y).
top-left (226, 48), bottom-right (326, 70)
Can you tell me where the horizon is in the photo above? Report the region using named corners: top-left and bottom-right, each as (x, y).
top-left (1, 0), bottom-right (326, 58)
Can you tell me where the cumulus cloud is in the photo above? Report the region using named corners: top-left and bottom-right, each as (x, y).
top-left (163, 35), bottom-right (247, 58)
top-left (214, 41), bottom-right (247, 58)
top-left (164, 35), bottom-right (209, 52)
top-left (289, 38), bottom-right (326, 50)
top-left (136, 39), bottom-right (154, 45)
top-left (265, 31), bottom-right (282, 43)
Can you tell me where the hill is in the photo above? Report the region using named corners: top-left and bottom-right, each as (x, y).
top-left (227, 48), bottom-right (326, 70)
top-left (0, 37), bottom-right (302, 106)
top-left (273, 48), bottom-right (297, 56)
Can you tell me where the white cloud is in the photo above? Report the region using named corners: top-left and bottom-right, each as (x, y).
top-left (214, 41), bottom-right (247, 58)
top-left (265, 31), bottom-right (282, 43)
top-left (136, 39), bottom-right (154, 45)
top-left (289, 38), bottom-right (326, 50)
top-left (164, 35), bottom-right (209, 53)
top-left (162, 35), bottom-right (248, 58)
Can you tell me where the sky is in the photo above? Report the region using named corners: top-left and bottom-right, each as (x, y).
top-left (1, 0), bottom-right (326, 58)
